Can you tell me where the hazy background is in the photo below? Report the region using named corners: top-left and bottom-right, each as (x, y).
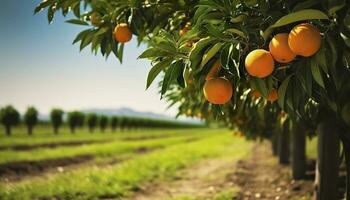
top-left (0, 0), bottom-right (177, 116)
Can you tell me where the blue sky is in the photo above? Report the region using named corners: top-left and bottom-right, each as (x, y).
top-left (0, 0), bottom-right (177, 116)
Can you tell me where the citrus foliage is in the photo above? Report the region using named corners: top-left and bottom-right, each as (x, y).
top-left (34, 0), bottom-right (350, 141)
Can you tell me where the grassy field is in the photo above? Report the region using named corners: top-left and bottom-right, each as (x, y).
top-left (0, 126), bottom-right (318, 200)
top-left (0, 127), bottom-right (250, 200)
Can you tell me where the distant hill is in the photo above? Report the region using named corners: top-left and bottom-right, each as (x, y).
top-left (82, 107), bottom-right (174, 120)
top-left (39, 107), bottom-right (201, 124)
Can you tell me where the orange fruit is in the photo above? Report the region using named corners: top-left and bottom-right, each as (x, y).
top-left (245, 49), bottom-right (275, 78)
top-left (203, 77), bottom-right (233, 104)
top-left (179, 27), bottom-right (189, 36)
top-left (186, 40), bottom-right (194, 47)
top-left (288, 23), bottom-right (321, 57)
top-left (250, 90), bottom-right (261, 98)
top-left (267, 89), bottom-right (278, 102)
top-left (269, 33), bottom-right (296, 63)
top-left (114, 23), bottom-right (132, 43)
top-left (205, 60), bottom-right (221, 80)
top-left (179, 22), bottom-right (191, 36)
top-left (90, 12), bottom-right (102, 27)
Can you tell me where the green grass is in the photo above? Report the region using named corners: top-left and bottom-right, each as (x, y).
top-left (0, 129), bottom-right (214, 164)
top-left (306, 137), bottom-right (317, 159)
top-left (0, 125), bottom-right (199, 146)
top-left (0, 129), bottom-right (252, 200)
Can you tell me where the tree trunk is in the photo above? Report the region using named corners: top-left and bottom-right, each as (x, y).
top-left (5, 125), bottom-right (11, 136)
top-left (291, 122), bottom-right (306, 180)
top-left (70, 126), bottom-right (75, 134)
top-left (271, 131), bottom-right (278, 156)
top-left (27, 126), bottom-right (33, 135)
top-left (53, 126), bottom-right (59, 135)
top-left (278, 124), bottom-right (290, 165)
top-left (314, 120), bottom-right (340, 200)
top-left (342, 136), bottom-right (350, 200)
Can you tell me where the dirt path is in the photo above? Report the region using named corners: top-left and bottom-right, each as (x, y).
top-left (232, 143), bottom-right (314, 200)
top-left (131, 157), bottom-right (239, 200)
top-left (130, 143), bottom-right (315, 200)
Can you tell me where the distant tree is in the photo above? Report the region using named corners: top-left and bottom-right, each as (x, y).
top-left (86, 113), bottom-right (98, 133)
top-left (99, 115), bottom-right (109, 133)
top-left (67, 111), bottom-right (85, 134)
top-left (111, 116), bottom-right (119, 132)
top-left (0, 105), bottom-right (20, 136)
top-left (50, 108), bottom-right (64, 134)
top-left (24, 106), bottom-right (39, 135)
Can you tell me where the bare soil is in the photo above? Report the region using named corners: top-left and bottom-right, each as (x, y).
top-left (232, 143), bottom-right (314, 200)
top-left (131, 157), bottom-right (238, 200)
top-left (130, 143), bottom-right (316, 200)
top-left (0, 136), bottom-right (200, 183)
top-left (0, 155), bottom-right (94, 182)
top-left (0, 146), bottom-right (162, 182)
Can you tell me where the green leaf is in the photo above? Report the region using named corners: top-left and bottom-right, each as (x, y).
top-left (230, 13), bottom-right (248, 23)
top-left (176, 65), bottom-right (186, 88)
top-left (47, 5), bottom-right (55, 24)
top-left (117, 43), bottom-right (124, 63)
top-left (146, 59), bottom-right (173, 89)
top-left (278, 75), bottom-right (292, 109)
top-left (34, 0), bottom-right (55, 14)
top-left (263, 9), bottom-right (329, 39)
top-left (138, 48), bottom-right (168, 59)
top-left (251, 78), bottom-right (269, 97)
top-left (314, 43), bottom-right (328, 75)
top-left (328, 0), bottom-right (345, 16)
top-left (226, 28), bottom-right (247, 39)
top-left (292, 0), bottom-right (320, 12)
top-left (79, 30), bottom-right (94, 51)
top-left (73, 29), bottom-right (91, 44)
top-left (189, 37), bottom-right (216, 70)
top-left (201, 43), bottom-right (222, 67)
top-left (72, 2), bottom-right (80, 18)
top-left (161, 61), bottom-right (184, 97)
top-left (66, 19), bottom-right (89, 26)
top-left (311, 59), bottom-right (325, 88)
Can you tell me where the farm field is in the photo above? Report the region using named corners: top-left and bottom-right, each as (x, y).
top-left (2, 0), bottom-right (350, 199)
top-left (0, 127), bottom-right (317, 200)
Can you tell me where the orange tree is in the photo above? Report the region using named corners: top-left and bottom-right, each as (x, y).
top-left (36, 0), bottom-right (350, 199)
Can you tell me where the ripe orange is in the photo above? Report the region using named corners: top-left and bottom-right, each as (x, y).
top-left (205, 60), bottom-right (221, 80)
top-left (245, 49), bottom-right (275, 78)
top-left (179, 27), bottom-right (189, 36)
top-left (90, 12), bottom-right (102, 27)
top-left (288, 23), bottom-right (321, 57)
top-left (267, 89), bottom-right (278, 102)
top-left (269, 33), bottom-right (296, 63)
top-left (179, 22), bottom-right (191, 36)
top-left (114, 23), bottom-right (132, 43)
top-left (203, 77), bottom-right (233, 104)
top-left (250, 90), bottom-right (261, 98)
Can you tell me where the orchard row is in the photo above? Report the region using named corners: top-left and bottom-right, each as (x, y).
top-left (0, 105), bottom-right (202, 136)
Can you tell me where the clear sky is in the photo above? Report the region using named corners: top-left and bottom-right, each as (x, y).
top-left (0, 0), bottom-right (177, 116)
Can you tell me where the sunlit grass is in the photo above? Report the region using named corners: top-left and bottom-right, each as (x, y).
top-left (0, 129), bottom-right (216, 164)
top-left (0, 125), bottom-right (202, 146)
top-left (0, 129), bottom-right (251, 200)
top-left (306, 137), bottom-right (317, 159)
